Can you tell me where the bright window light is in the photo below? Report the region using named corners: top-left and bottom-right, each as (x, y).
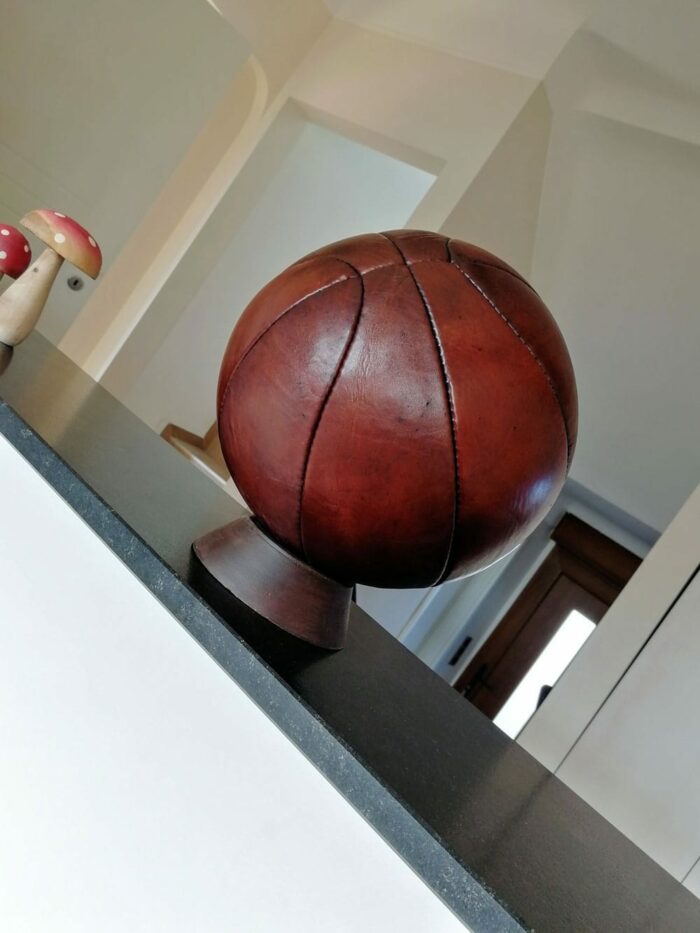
top-left (493, 609), bottom-right (596, 739)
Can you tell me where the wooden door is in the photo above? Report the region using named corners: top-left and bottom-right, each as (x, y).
top-left (455, 515), bottom-right (641, 729)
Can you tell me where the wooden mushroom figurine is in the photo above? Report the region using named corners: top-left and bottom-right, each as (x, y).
top-left (0, 210), bottom-right (102, 347)
top-left (0, 224), bottom-right (32, 284)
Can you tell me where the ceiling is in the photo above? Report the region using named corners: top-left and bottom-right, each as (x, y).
top-left (588, 0), bottom-right (700, 98)
top-left (324, 0), bottom-right (600, 77)
top-left (325, 0), bottom-right (700, 109)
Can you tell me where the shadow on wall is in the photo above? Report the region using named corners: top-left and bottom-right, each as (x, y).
top-left (104, 105), bottom-right (436, 436)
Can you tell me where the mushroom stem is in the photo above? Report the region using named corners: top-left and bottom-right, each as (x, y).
top-left (0, 247), bottom-right (63, 347)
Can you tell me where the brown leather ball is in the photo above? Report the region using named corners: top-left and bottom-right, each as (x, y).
top-left (217, 231), bottom-right (577, 589)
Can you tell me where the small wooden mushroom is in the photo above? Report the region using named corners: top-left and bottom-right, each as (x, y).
top-left (0, 224), bottom-right (32, 284)
top-left (0, 210), bottom-right (102, 347)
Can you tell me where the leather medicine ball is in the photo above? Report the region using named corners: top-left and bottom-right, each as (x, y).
top-left (217, 230), bottom-right (577, 589)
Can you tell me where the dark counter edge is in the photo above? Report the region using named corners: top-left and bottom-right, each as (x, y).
top-left (0, 402), bottom-right (519, 929)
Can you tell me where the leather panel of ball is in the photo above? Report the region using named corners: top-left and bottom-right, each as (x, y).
top-left (410, 257), bottom-right (569, 579)
top-left (219, 276), bottom-right (362, 553)
top-left (301, 263), bottom-right (455, 588)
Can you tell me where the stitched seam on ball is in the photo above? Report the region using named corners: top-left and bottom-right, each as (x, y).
top-left (405, 255), bottom-right (540, 297)
top-left (380, 232), bottom-right (460, 585)
top-left (316, 257), bottom-right (400, 276)
top-left (446, 239), bottom-right (573, 465)
top-left (368, 255), bottom-right (538, 295)
top-left (291, 241), bottom-right (536, 292)
top-left (217, 274), bottom-right (358, 420)
top-left (462, 258), bottom-right (539, 296)
top-left (297, 261), bottom-right (365, 562)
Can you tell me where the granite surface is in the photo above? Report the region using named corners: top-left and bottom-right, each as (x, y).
top-left (2, 333), bottom-right (700, 932)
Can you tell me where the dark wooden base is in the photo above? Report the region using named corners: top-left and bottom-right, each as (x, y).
top-left (192, 517), bottom-right (352, 650)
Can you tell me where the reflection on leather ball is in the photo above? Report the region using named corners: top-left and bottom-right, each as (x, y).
top-left (217, 231), bottom-right (577, 589)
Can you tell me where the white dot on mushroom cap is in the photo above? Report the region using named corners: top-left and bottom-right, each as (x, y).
top-left (88, 236), bottom-right (97, 247)
top-left (54, 212), bottom-right (66, 218)
top-left (0, 251), bottom-right (6, 260)
top-left (24, 244), bottom-right (29, 252)
top-left (54, 233), bottom-right (66, 244)
top-left (1, 229), bottom-right (9, 236)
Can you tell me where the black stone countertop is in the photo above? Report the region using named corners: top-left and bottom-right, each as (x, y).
top-left (2, 333), bottom-right (699, 932)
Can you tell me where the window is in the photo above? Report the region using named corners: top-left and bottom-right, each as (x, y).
top-left (493, 609), bottom-right (595, 738)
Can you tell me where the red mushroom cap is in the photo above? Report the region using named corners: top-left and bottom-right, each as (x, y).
top-left (21, 210), bottom-right (102, 280)
top-left (0, 225), bottom-right (32, 279)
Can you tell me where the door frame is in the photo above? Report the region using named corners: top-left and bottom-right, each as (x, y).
top-left (454, 514), bottom-right (642, 720)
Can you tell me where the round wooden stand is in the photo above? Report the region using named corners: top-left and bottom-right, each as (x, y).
top-left (192, 517), bottom-right (352, 650)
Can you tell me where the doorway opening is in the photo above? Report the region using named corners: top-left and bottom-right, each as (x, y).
top-left (454, 514), bottom-right (642, 738)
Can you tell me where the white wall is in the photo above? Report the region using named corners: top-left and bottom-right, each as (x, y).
top-left (513, 480), bottom-right (700, 887)
top-left (58, 15), bottom-right (539, 381)
top-left (0, 0), bottom-right (247, 344)
top-left (532, 111), bottom-right (700, 532)
top-left (120, 115), bottom-right (434, 433)
top-left (519, 481), bottom-right (700, 772)
top-left (355, 584), bottom-right (434, 641)
top-left (100, 103), bottom-right (306, 410)
top-left (324, 0), bottom-right (600, 79)
top-left (556, 567), bottom-right (700, 882)
top-left (289, 21), bottom-right (537, 233)
top-left (0, 435), bottom-right (465, 933)
top-left (441, 86), bottom-right (551, 279)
